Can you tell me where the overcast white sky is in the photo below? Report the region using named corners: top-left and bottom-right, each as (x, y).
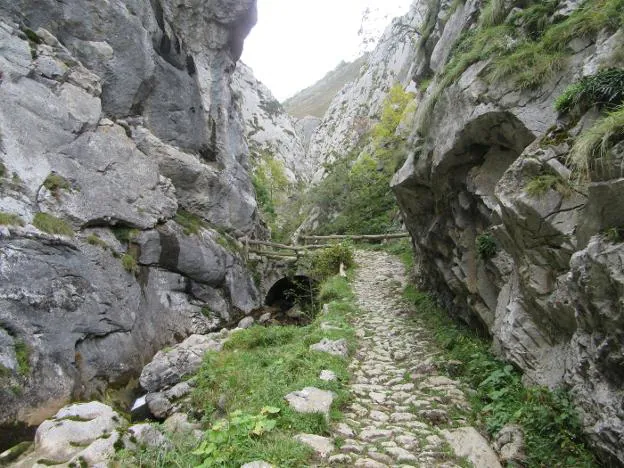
top-left (241, 0), bottom-right (413, 101)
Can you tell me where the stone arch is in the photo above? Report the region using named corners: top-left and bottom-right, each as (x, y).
top-left (265, 275), bottom-right (317, 311)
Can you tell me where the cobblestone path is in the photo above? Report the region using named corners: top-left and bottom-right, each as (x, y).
top-left (324, 250), bottom-right (500, 467)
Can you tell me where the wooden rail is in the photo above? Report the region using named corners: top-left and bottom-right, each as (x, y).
top-left (301, 232), bottom-right (410, 243)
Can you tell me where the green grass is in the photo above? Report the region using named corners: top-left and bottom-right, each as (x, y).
top-left (121, 253), bottom-right (138, 274)
top-left (33, 212), bottom-right (74, 237)
top-left (122, 275), bottom-right (358, 467)
top-left (359, 238), bottom-right (415, 270)
top-left (403, 285), bottom-right (598, 467)
top-left (15, 339), bottom-right (30, 375)
top-left (0, 212), bottom-right (24, 226)
top-left (174, 209), bottom-right (204, 236)
top-left (555, 68), bottom-right (624, 114)
top-left (568, 104), bottom-right (624, 179)
top-left (86, 233), bottom-right (109, 249)
top-left (526, 174), bottom-right (572, 198)
top-left (111, 226), bottom-right (139, 244)
top-left (43, 173), bottom-right (71, 196)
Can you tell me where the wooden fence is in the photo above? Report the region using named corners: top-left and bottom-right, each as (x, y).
top-left (241, 232), bottom-right (410, 260)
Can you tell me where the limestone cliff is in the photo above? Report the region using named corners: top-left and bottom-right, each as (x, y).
top-left (388, 0), bottom-right (624, 463)
top-left (232, 62), bottom-right (312, 183)
top-left (0, 0), bottom-right (262, 440)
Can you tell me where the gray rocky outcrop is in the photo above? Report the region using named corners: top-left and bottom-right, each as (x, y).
top-left (0, 0), bottom-right (263, 440)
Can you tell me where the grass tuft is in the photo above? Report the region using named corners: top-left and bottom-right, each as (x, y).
top-left (526, 174), bottom-right (572, 198)
top-left (0, 212), bottom-right (24, 227)
top-left (33, 213), bottom-right (74, 237)
top-left (174, 209), bottom-right (204, 236)
top-left (568, 104), bottom-right (624, 179)
top-left (555, 68), bottom-right (624, 114)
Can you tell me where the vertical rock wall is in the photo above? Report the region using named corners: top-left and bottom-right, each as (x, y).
top-left (389, 0), bottom-right (624, 462)
top-left (0, 0), bottom-right (263, 438)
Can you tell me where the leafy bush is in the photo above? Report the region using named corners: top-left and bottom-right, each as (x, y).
top-left (476, 233), bottom-right (497, 260)
top-left (0, 162), bottom-right (5, 178)
top-left (526, 174), bottom-right (572, 198)
top-left (307, 85), bottom-right (413, 235)
top-left (403, 285), bottom-right (597, 467)
top-left (33, 213), bottom-right (74, 237)
top-left (0, 212), bottom-right (24, 226)
top-left (555, 68), bottom-right (624, 114)
top-left (307, 242), bottom-right (355, 280)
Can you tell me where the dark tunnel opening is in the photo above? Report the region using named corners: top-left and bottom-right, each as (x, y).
top-left (265, 275), bottom-right (318, 312)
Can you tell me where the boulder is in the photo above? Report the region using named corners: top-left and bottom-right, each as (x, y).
top-left (284, 387), bottom-right (335, 417)
top-left (139, 334), bottom-right (225, 393)
top-left (310, 339), bottom-right (349, 358)
top-left (441, 427), bottom-right (502, 468)
top-left (294, 434), bottom-right (334, 458)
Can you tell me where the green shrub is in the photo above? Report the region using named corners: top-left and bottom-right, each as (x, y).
top-left (0, 162), bottom-right (5, 178)
top-left (0, 212), bottom-right (24, 226)
top-left (33, 213), bottom-right (74, 237)
top-left (526, 174), bottom-right (572, 198)
top-left (476, 233), bottom-right (497, 260)
top-left (555, 68), bottom-right (624, 114)
top-left (15, 339), bottom-right (30, 375)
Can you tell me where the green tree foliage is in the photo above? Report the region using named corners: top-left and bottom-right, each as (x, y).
top-left (252, 151), bottom-right (290, 237)
top-left (309, 84), bottom-right (415, 235)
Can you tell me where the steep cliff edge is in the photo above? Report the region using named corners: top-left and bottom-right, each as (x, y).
top-left (0, 0), bottom-right (263, 440)
top-left (389, 0), bottom-right (624, 463)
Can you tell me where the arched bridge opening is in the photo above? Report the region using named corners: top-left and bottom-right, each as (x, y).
top-left (265, 275), bottom-right (318, 322)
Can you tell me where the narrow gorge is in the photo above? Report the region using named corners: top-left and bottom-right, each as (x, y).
top-left (1, 0), bottom-right (623, 466)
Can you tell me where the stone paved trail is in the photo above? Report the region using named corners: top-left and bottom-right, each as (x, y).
top-left (323, 250), bottom-right (501, 467)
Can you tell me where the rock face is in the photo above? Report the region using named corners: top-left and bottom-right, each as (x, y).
top-left (381, 0), bottom-right (624, 463)
top-left (0, 0), bottom-right (263, 438)
top-left (232, 62), bottom-right (312, 182)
